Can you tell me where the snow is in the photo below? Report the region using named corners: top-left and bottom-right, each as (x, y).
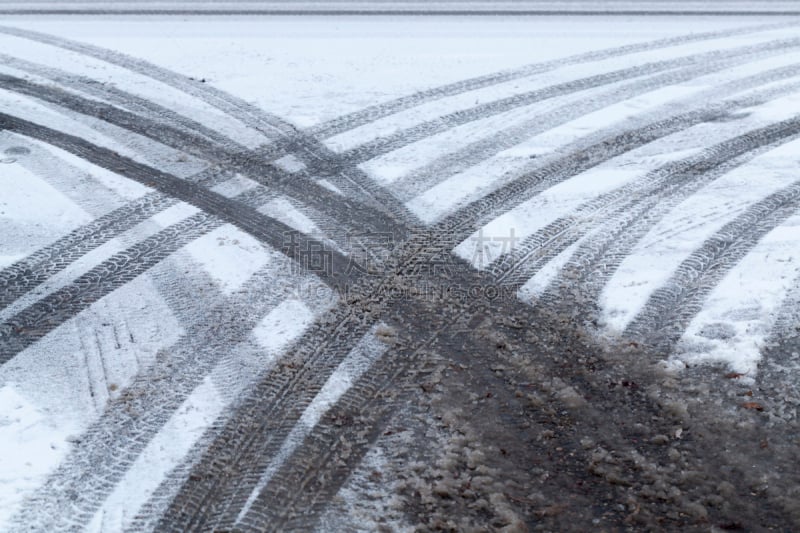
top-left (0, 385), bottom-right (79, 527)
top-left (674, 211), bottom-right (800, 374)
top-left (0, 159), bottom-right (91, 266)
top-left (2, 12), bottom-right (800, 529)
top-left (184, 224), bottom-right (271, 295)
top-left (236, 327), bottom-right (388, 524)
top-left (602, 134), bottom-right (800, 334)
top-left (252, 298), bottom-right (316, 352)
top-left (86, 376), bottom-right (225, 533)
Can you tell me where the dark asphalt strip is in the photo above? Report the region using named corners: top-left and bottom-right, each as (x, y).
top-left (1, 9), bottom-right (800, 16)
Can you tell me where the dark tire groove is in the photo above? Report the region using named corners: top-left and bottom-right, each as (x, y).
top-left (0, 212), bottom-right (220, 365)
top-left (489, 109), bottom-right (800, 294)
top-left (624, 179), bottom-right (800, 351)
top-left (0, 112), bottom-right (355, 287)
top-left (0, 192), bottom-right (175, 312)
top-left (391, 59), bottom-right (800, 202)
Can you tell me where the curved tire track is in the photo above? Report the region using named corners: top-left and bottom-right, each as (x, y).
top-left (308, 20), bottom-right (800, 139)
top-left (624, 181), bottom-right (800, 351)
top-left (337, 37), bottom-right (800, 166)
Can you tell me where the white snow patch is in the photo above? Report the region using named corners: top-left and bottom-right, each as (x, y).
top-left (602, 136), bottom-right (800, 333)
top-left (0, 385), bottom-right (78, 528)
top-left (252, 298), bottom-right (315, 353)
top-left (24, 137), bottom-right (151, 201)
top-left (673, 211), bottom-right (800, 374)
top-left (0, 160), bottom-right (91, 264)
top-left (210, 174), bottom-right (260, 198)
top-left (274, 153), bottom-right (306, 173)
top-left (183, 224), bottom-right (270, 295)
top-left (150, 201), bottom-right (199, 228)
top-left (258, 196), bottom-right (319, 235)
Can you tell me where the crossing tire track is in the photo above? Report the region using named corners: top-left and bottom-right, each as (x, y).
top-left (3, 21), bottom-right (800, 531)
top-left (0, 25), bottom-right (415, 215)
top-left (0, 72), bottom-right (412, 239)
top-left (0, 112), bottom-right (355, 287)
top-left (8, 259), bottom-right (330, 531)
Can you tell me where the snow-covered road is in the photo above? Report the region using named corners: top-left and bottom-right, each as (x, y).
top-left (1, 13), bottom-right (799, 531)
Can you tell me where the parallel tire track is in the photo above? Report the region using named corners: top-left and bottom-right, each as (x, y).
top-left (8, 261), bottom-right (329, 531)
top-left (308, 20), bottom-right (800, 139)
top-left (336, 37), bottom-right (800, 165)
top-left (0, 212), bottom-right (220, 364)
top-left (0, 192), bottom-right (175, 312)
top-left (624, 181), bottom-right (800, 350)
top-left (390, 60), bottom-right (800, 202)
top-left (535, 137), bottom-right (796, 325)
top-left (488, 102), bottom-right (800, 294)
top-left (0, 73), bottom-right (409, 240)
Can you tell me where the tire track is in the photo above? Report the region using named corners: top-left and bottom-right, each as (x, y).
top-left (0, 192), bottom-right (175, 312)
top-left (308, 20), bottom-right (800, 139)
top-left (0, 131), bottom-right (132, 217)
top-left (0, 112), bottom-right (354, 287)
top-left (432, 108), bottom-right (722, 251)
top-left (4, 19), bottom-right (800, 528)
top-left (0, 25), bottom-right (412, 216)
top-left (390, 58), bottom-right (800, 202)
top-left (0, 24), bottom-right (293, 141)
top-left (0, 73), bottom-right (410, 240)
top-left (6, 23), bottom-right (795, 224)
top-left (624, 182), bottom-right (800, 352)
top-left (534, 131), bottom-right (800, 327)
top-left (432, 68), bottom-right (800, 254)
top-left (487, 86), bottom-right (800, 293)
top-left (8, 256), bottom-right (330, 531)
top-left (155, 299), bottom-right (380, 531)
top-left (0, 212), bottom-right (220, 365)
top-left (336, 37), bottom-right (800, 166)
top-left (0, 52), bottom-right (238, 150)
top-left (144, 83), bottom-right (800, 531)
